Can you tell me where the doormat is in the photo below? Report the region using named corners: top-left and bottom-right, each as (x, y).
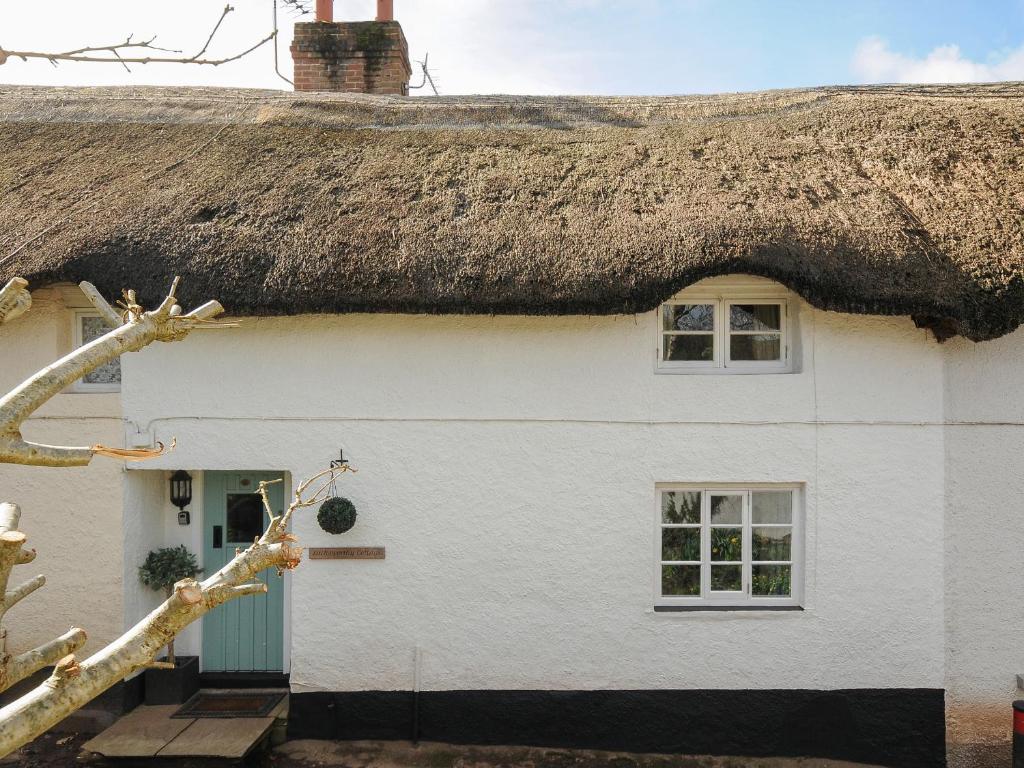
top-left (173, 690), bottom-right (286, 719)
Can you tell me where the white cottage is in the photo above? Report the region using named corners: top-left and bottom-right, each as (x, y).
top-left (0, 14), bottom-right (1023, 768)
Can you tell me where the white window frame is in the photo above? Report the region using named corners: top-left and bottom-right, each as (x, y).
top-left (70, 310), bottom-right (120, 393)
top-left (654, 483), bottom-right (803, 608)
top-left (656, 295), bottom-right (791, 374)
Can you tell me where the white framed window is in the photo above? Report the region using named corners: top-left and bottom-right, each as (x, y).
top-left (658, 297), bottom-right (790, 373)
top-left (655, 484), bottom-right (802, 608)
top-left (71, 311), bottom-right (120, 393)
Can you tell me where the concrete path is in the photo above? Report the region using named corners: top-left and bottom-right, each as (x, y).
top-left (276, 740), bottom-right (886, 768)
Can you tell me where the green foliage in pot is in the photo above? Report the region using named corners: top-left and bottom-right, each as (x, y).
top-left (139, 545), bottom-right (201, 665)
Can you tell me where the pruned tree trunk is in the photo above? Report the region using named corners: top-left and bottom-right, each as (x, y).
top-left (0, 277), bottom-right (349, 757)
top-left (0, 501), bottom-right (86, 693)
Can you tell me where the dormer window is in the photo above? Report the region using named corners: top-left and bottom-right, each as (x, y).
top-left (657, 285), bottom-right (793, 373)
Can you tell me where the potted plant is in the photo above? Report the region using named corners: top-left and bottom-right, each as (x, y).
top-left (139, 545), bottom-right (202, 704)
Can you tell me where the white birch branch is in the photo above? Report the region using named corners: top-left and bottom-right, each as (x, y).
top-left (78, 282), bottom-right (121, 328)
top-left (3, 576), bottom-right (44, 611)
top-left (0, 280), bottom-right (31, 327)
top-left (0, 502), bottom-right (84, 692)
top-left (0, 465), bottom-right (353, 756)
top-left (0, 278), bottom-right (357, 756)
top-left (2, 629), bottom-right (87, 692)
top-left (0, 279), bottom-right (223, 701)
top-left (0, 278), bottom-right (223, 466)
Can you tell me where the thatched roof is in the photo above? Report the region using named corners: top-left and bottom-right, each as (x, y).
top-left (1, 83), bottom-right (1022, 340)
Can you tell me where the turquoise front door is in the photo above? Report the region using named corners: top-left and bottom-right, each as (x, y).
top-left (202, 471), bottom-right (285, 672)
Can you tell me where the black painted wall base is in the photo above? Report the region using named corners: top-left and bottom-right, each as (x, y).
top-left (288, 688), bottom-right (945, 768)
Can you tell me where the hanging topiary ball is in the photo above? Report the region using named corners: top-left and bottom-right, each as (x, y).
top-left (317, 496), bottom-right (357, 534)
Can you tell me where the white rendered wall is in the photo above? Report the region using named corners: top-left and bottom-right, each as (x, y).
top-left (943, 327), bottom-right (1024, 752)
top-left (0, 288), bottom-right (124, 655)
top-left (121, 276), bottom-right (947, 695)
top-left (121, 469), bottom-right (205, 658)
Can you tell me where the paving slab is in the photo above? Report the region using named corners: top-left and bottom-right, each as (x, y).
top-left (156, 715), bottom-right (275, 758)
top-left (81, 705), bottom-right (192, 758)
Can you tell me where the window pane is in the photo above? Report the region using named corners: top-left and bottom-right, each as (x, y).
top-left (663, 304), bottom-right (714, 332)
top-left (752, 527), bottom-right (792, 561)
top-left (710, 565), bottom-right (741, 592)
top-left (710, 495), bottom-right (742, 525)
top-left (752, 565), bottom-right (791, 597)
top-left (710, 527), bottom-right (742, 561)
top-left (80, 315), bottom-right (122, 385)
top-left (663, 334), bottom-right (714, 362)
top-left (730, 334), bottom-right (781, 361)
top-left (752, 491), bottom-right (793, 524)
top-left (662, 565), bottom-right (700, 596)
top-left (661, 491), bottom-right (700, 524)
top-left (226, 493), bottom-right (265, 543)
top-left (662, 528), bottom-right (700, 562)
top-left (730, 304), bottom-right (780, 331)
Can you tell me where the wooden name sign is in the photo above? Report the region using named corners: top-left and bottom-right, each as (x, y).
top-left (309, 546), bottom-right (385, 560)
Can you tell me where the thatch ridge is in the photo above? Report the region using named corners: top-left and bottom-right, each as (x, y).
top-left (1, 83), bottom-right (1022, 340)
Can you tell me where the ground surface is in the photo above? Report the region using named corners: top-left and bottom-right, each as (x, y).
top-left (273, 741), bottom-right (882, 768)
top-left (0, 735), bottom-right (885, 768)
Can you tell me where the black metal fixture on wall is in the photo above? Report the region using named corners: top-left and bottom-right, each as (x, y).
top-left (170, 470), bottom-right (193, 526)
top-left (318, 449), bottom-right (357, 534)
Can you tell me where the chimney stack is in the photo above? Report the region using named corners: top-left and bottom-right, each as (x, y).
top-left (291, 1), bottom-right (411, 95)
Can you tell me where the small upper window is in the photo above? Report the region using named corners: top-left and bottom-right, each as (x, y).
top-left (72, 311), bottom-right (120, 392)
top-left (659, 298), bottom-right (789, 373)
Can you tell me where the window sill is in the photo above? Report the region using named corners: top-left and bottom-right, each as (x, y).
top-left (654, 605), bottom-right (803, 612)
top-left (654, 366), bottom-right (794, 376)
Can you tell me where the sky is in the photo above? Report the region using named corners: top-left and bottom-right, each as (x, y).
top-left (1, 0), bottom-right (1023, 95)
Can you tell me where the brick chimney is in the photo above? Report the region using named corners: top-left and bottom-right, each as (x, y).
top-left (291, 1), bottom-right (411, 95)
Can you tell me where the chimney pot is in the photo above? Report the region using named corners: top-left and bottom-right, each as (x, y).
top-left (315, 0), bottom-right (333, 22)
top-left (376, 0), bottom-right (394, 21)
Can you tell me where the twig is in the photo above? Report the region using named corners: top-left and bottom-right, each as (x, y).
top-left (190, 5), bottom-right (234, 61)
top-left (0, 5), bottom-right (274, 69)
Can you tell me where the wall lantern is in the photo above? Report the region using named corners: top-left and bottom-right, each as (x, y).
top-left (170, 470), bottom-right (192, 526)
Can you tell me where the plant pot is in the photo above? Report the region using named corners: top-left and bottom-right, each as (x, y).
top-left (144, 655), bottom-right (200, 705)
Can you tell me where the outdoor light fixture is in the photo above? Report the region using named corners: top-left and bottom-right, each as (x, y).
top-left (170, 470), bottom-right (193, 526)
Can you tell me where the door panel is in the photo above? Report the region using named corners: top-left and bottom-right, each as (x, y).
top-left (202, 471), bottom-right (286, 672)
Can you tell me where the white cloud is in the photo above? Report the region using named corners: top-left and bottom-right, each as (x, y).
top-left (852, 35), bottom-right (1024, 84)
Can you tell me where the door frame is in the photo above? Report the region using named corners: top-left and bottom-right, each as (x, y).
top-left (197, 469), bottom-right (292, 674)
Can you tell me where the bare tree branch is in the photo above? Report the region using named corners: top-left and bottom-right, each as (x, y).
top-left (0, 503), bottom-right (86, 692)
top-left (0, 5), bottom-right (275, 70)
top-left (0, 280), bottom-right (31, 327)
top-left (0, 278), bottom-right (354, 755)
top-left (4, 629), bottom-right (87, 691)
top-left (0, 279), bottom-right (225, 467)
top-left (4, 575), bottom-right (44, 611)
top-left (0, 464), bottom-right (353, 755)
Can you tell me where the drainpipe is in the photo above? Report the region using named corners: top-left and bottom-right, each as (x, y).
top-left (412, 645), bottom-right (421, 743)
